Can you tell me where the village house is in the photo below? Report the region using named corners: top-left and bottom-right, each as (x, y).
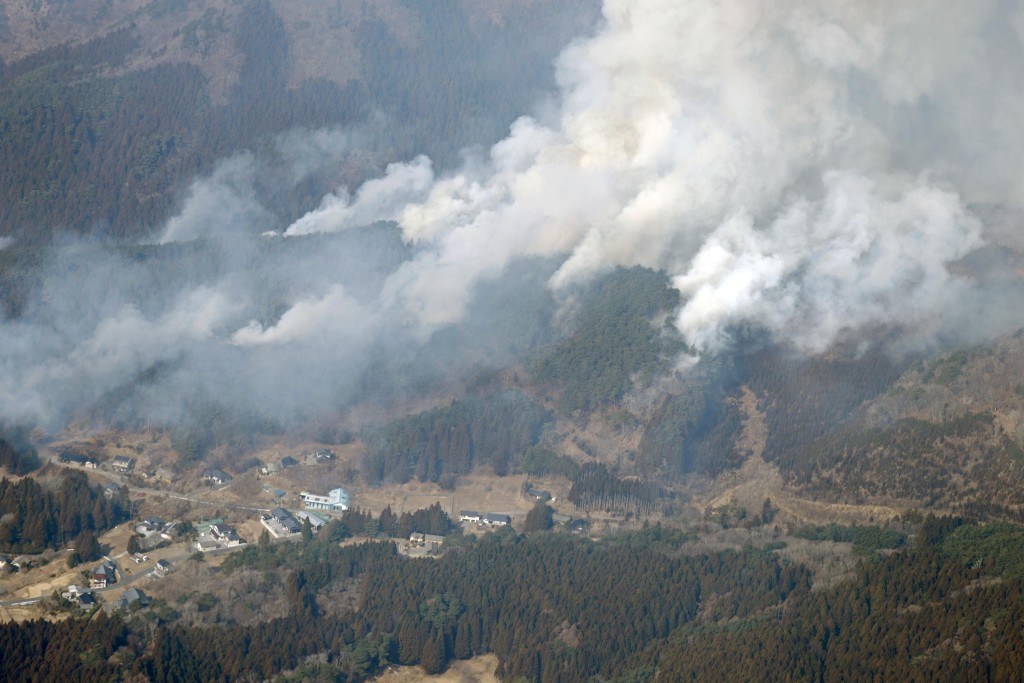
top-left (261, 509), bottom-right (298, 538)
top-left (299, 487), bottom-right (349, 512)
top-left (142, 516), bottom-right (165, 531)
top-left (110, 455), bottom-right (135, 473)
top-left (482, 513), bottom-right (512, 527)
top-left (459, 511), bottom-right (482, 523)
top-left (294, 510), bottom-right (327, 531)
top-left (102, 482), bottom-right (122, 499)
top-left (203, 469), bottom-right (232, 485)
top-left (62, 585), bottom-right (97, 607)
top-left (60, 451), bottom-right (85, 465)
top-left (117, 587), bottom-right (148, 611)
top-left (569, 519), bottom-right (590, 534)
top-left (210, 523), bottom-right (244, 547)
top-left (90, 561), bottom-right (118, 589)
top-left (154, 559), bottom-right (172, 577)
top-left (270, 508), bottom-right (302, 535)
top-left (409, 532), bottom-right (446, 554)
top-left (305, 448), bottom-right (336, 464)
top-left (526, 487), bottom-right (552, 501)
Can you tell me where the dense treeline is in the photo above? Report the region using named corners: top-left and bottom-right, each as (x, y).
top-left (656, 535), bottom-right (1024, 681)
top-left (6, 518), bottom-right (1024, 681)
top-left (357, 533), bottom-right (806, 681)
top-left (0, 429), bottom-right (40, 475)
top-left (0, 471), bottom-right (128, 554)
top-left (637, 355), bottom-right (745, 478)
top-left (786, 412), bottom-right (1024, 518)
top-left (380, 503), bottom-right (455, 538)
top-left (531, 267), bottom-right (683, 414)
top-left (792, 523), bottom-right (906, 553)
top-left (362, 390), bottom-right (550, 484)
top-left (0, 611), bottom-right (128, 682)
top-left (521, 446), bottom-right (581, 479)
top-left (743, 347), bottom-right (904, 465)
top-left (0, 52), bottom-right (211, 241)
top-left (941, 522), bottom-right (1024, 578)
top-left (567, 463), bottom-right (659, 515)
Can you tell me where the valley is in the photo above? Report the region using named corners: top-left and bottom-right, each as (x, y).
top-left (2, 0), bottom-right (1024, 680)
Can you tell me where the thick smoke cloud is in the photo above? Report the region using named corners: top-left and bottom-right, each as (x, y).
top-left (287, 0), bottom-right (1023, 352)
top-left (1, 0), bottom-right (1022, 430)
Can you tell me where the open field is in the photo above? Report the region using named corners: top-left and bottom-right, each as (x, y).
top-left (372, 655), bottom-right (499, 683)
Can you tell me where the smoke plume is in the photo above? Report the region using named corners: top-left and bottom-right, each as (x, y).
top-left (1, 0), bottom-right (1023, 430)
top-left (287, 0), bottom-right (1023, 352)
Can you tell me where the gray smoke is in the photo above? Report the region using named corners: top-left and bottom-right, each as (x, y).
top-left (2, 0), bottom-right (1023, 431)
top-left (286, 0), bottom-right (1024, 352)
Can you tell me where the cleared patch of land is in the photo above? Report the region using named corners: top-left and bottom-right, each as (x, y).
top-left (372, 655), bottom-right (499, 683)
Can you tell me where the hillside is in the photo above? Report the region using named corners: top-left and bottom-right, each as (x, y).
top-left (770, 335), bottom-right (1024, 519)
top-left (3, 2), bottom-right (1024, 681)
top-left (0, 0), bottom-right (600, 242)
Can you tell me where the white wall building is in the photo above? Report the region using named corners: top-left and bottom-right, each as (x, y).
top-left (299, 488), bottom-right (349, 512)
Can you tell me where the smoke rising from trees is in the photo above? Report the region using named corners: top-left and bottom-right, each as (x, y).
top-left (1, 0), bottom-right (1022, 430)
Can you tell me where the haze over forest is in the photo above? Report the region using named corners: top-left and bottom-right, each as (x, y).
top-left (4, 2), bottom-right (1024, 682)
top-left (0, 0), bottom-right (1021, 438)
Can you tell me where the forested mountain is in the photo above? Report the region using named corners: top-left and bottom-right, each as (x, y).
top-left (2, 2), bottom-right (1024, 681)
top-left (0, 0), bottom-right (601, 243)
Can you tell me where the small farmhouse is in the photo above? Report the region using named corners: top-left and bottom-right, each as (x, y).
top-left (459, 511), bottom-right (482, 523)
top-left (110, 455), bottom-right (135, 473)
top-left (294, 510), bottom-right (327, 531)
top-left (59, 451), bottom-right (86, 465)
top-left (117, 587), bottom-right (148, 610)
top-left (482, 513), bottom-right (512, 527)
top-left (526, 487), bottom-right (552, 501)
top-left (203, 469), bottom-right (232, 485)
top-left (260, 505), bottom-right (299, 536)
top-left (142, 516), bottom-right (165, 531)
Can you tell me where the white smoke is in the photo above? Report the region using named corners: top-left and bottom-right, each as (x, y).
top-left (230, 285), bottom-right (376, 347)
top-left (287, 0), bottom-right (1022, 352)
top-left (1, 0), bottom-right (1022, 430)
top-left (284, 156), bottom-right (435, 237)
top-left (158, 154), bottom-right (275, 244)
